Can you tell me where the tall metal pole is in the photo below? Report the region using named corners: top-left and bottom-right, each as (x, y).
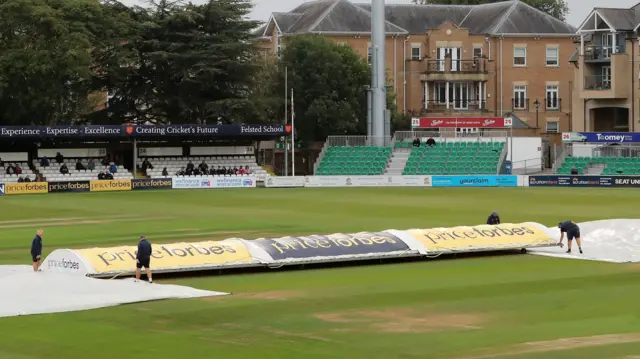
top-left (284, 66), bottom-right (289, 176)
top-left (133, 138), bottom-right (138, 179)
top-left (371, 0), bottom-right (386, 146)
top-left (366, 87), bottom-right (372, 139)
top-left (291, 88), bottom-right (295, 177)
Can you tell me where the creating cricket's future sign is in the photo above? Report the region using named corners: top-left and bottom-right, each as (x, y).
top-left (43, 223), bottom-right (557, 278)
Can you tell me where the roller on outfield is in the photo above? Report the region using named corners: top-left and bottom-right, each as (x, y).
top-left (42, 222), bottom-right (558, 278)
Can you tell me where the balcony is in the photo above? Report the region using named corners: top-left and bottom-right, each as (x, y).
top-left (545, 97), bottom-right (561, 111)
top-left (421, 59), bottom-right (489, 82)
top-left (423, 100), bottom-right (488, 113)
top-left (512, 98), bottom-right (529, 112)
top-left (584, 45), bottom-right (624, 63)
top-left (583, 75), bottom-right (611, 91)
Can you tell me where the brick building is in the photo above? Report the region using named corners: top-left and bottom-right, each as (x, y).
top-left (255, 0), bottom-right (576, 135)
top-left (571, 5), bottom-right (640, 132)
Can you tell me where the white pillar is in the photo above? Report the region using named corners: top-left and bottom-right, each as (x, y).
top-left (445, 81), bottom-right (450, 109)
top-left (580, 33), bottom-right (585, 55)
top-left (611, 30), bottom-right (617, 52)
top-left (424, 82), bottom-right (429, 109)
top-left (478, 82), bottom-right (483, 109)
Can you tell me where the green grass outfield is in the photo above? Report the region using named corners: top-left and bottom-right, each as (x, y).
top-left (1, 188), bottom-right (640, 359)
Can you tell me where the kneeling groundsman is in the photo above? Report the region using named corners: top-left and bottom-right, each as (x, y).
top-left (557, 220), bottom-right (583, 254)
top-left (135, 235), bottom-right (153, 283)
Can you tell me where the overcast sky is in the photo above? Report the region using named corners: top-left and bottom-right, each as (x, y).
top-left (120, 0), bottom-right (640, 28)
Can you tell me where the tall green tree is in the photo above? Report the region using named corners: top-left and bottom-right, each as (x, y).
top-left (0, 0), bottom-right (107, 125)
top-left (274, 36), bottom-right (371, 143)
top-left (96, 0), bottom-right (260, 124)
top-left (411, 0), bottom-right (569, 21)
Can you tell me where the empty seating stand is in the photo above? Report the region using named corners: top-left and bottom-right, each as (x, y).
top-left (402, 141), bottom-right (504, 175)
top-left (558, 156), bottom-right (640, 175)
top-left (316, 146), bottom-right (392, 175)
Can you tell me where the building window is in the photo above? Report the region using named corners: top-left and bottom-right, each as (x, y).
top-left (336, 41), bottom-right (346, 46)
top-left (546, 85), bottom-right (559, 110)
top-left (546, 48), bottom-right (559, 66)
top-left (411, 44), bottom-right (422, 60)
top-left (473, 47), bottom-right (483, 58)
top-left (276, 36), bottom-right (282, 59)
top-left (434, 83), bottom-right (446, 104)
top-left (513, 47), bottom-right (526, 66)
top-left (367, 44), bottom-right (372, 64)
top-left (513, 85), bottom-right (527, 110)
top-left (546, 120), bottom-right (559, 133)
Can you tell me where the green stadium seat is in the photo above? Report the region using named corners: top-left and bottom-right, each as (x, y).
top-left (316, 145), bottom-right (393, 175)
top-left (399, 140), bottom-right (504, 175)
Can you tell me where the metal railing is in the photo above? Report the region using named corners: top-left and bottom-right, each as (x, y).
top-left (545, 97), bottom-right (561, 111)
top-left (314, 141), bottom-right (331, 174)
top-left (426, 59), bottom-right (488, 73)
top-left (497, 142), bottom-right (508, 174)
top-left (512, 97), bottom-right (529, 111)
top-left (593, 144), bottom-right (640, 158)
top-left (394, 130), bottom-right (508, 143)
top-left (423, 100), bottom-right (487, 112)
top-left (510, 157), bottom-right (543, 175)
top-left (584, 75), bottom-right (611, 90)
top-left (584, 45), bottom-right (624, 61)
top-left (325, 136), bottom-right (392, 147)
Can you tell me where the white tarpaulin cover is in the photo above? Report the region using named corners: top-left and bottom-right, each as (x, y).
top-left (530, 219), bottom-right (640, 263)
top-left (0, 265), bottom-right (227, 318)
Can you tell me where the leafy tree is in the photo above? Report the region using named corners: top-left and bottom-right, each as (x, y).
top-left (411, 0), bottom-right (568, 21)
top-left (96, 0), bottom-right (261, 124)
top-left (274, 36), bottom-right (371, 143)
top-left (0, 0), bottom-right (105, 125)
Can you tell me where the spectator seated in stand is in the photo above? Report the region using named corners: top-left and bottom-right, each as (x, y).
top-left (141, 159), bottom-right (154, 175)
top-left (176, 167), bottom-right (185, 176)
top-left (141, 153), bottom-right (269, 180)
top-left (198, 161), bottom-right (208, 174)
top-left (87, 159), bottom-right (96, 171)
top-left (186, 161), bottom-right (195, 173)
top-left (40, 157), bottom-right (49, 167)
top-left (35, 174), bottom-right (44, 182)
top-left (55, 152), bottom-right (64, 164)
top-left (14, 164), bottom-right (22, 175)
top-left (571, 166), bottom-right (578, 175)
top-left (76, 160), bottom-right (85, 171)
top-left (105, 171), bottom-right (114, 180)
top-left (162, 167), bottom-right (169, 176)
top-left (426, 137), bottom-right (436, 147)
top-left (244, 165), bottom-right (251, 174)
top-left (24, 176), bottom-right (31, 183)
top-left (412, 137), bottom-right (421, 147)
top-left (98, 171), bottom-right (105, 180)
top-left (6, 163), bottom-right (15, 175)
top-left (109, 163), bottom-right (117, 173)
top-left (17, 176), bottom-right (24, 183)
top-left (185, 165), bottom-right (194, 176)
top-left (60, 163), bottom-right (69, 175)
top-left (0, 158), bottom-right (3, 168)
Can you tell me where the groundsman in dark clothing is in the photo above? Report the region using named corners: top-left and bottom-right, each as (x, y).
top-left (558, 220), bottom-right (583, 254)
top-left (487, 211), bottom-right (500, 225)
top-left (136, 235), bottom-right (153, 283)
top-left (31, 229), bottom-right (44, 272)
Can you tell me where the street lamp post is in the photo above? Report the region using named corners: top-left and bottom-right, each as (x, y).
top-left (534, 99), bottom-right (540, 130)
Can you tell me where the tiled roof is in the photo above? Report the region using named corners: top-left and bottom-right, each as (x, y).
top-left (262, 0), bottom-right (575, 36)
